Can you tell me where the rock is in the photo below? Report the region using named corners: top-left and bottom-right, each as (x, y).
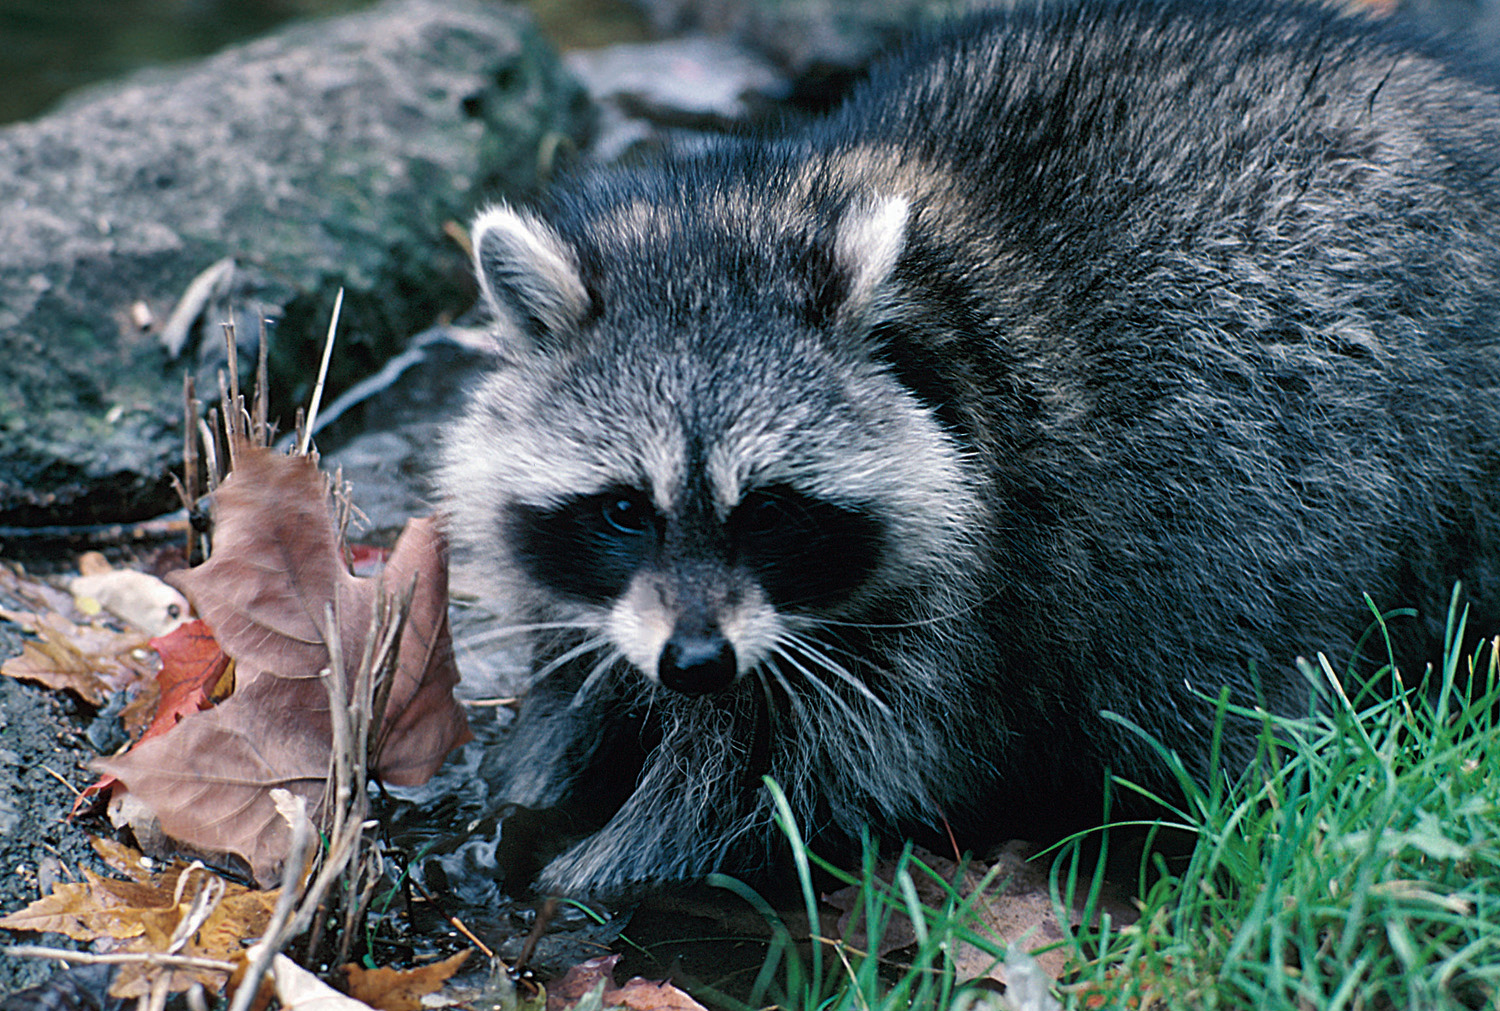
top-left (0, 0), bottom-right (593, 528)
top-left (1399, 0), bottom-right (1500, 48)
top-left (319, 323), bottom-right (498, 538)
top-left (564, 36), bottom-right (788, 162)
top-left (625, 0), bottom-right (1500, 108)
top-left (623, 0), bottom-right (986, 99)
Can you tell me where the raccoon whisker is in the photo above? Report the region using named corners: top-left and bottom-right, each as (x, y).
top-left (779, 631), bottom-right (893, 716)
top-left (770, 642), bottom-right (889, 734)
top-left (768, 648), bottom-right (907, 774)
top-left (756, 659), bottom-right (816, 724)
top-left (528, 635), bottom-right (614, 687)
top-left (460, 619), bottom-right (599, 648)
top-left (568, 650), bottom-right (627, 709)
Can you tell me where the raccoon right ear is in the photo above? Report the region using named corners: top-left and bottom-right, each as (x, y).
top-left (831, 194), bottom-right (909, 332)
top-left (471, 205), bottom-right (590, 353)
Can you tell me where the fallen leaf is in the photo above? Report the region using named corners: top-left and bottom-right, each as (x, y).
top-left (73, 620), bottom-right (234, 815)
top-left (0, 563), bottom-right (84, 618)
top-left (341, 950), bottom-right (472, 1011)
top-left (547, 954), bottom-right (622, 1010)
top-left (91, 835), bottom-right (159, 881)
top-left (609, 977), bottom-right (711, 1011)
top-left (546, 954), bottom-right (706, 1011)
top-left (0, 604), bottom-right (155, 706)
top-left (144, 620), bottom-right (235, 734)
top-left (95, 446), bottom-right (471, 885)
top-left (77, 551), bottom-right (114, 577)
top-left (71, 568), bottom-right (191, 637)
top-left (273, 951), bottom-right (376, 1010)
top-left (0, 838), bottom-right (278, 998)
top-left (824, 843), bottom-right (1133, 985)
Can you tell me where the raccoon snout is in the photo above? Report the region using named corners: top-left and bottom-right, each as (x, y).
top-left (657, 632), bottom-right (737, 695)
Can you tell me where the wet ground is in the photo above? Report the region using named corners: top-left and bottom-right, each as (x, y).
top-left (0, 622), bottom-right (122, 993)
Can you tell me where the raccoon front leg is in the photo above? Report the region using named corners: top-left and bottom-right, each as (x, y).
top-left (485, 671), bottom-right (644, 812)
top-left (535, 696), bottom-right (770, 897)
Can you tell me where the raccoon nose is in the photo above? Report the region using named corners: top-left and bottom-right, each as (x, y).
top-left (658, 633), bottom-right (737, 695)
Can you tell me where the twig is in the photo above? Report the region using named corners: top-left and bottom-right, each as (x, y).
top-left (39, 764), bottom-right (82, 798)
top-left (217, 370), bottom-right (237, 474)
top-left (223, 321), bottom-right (241, 451)
top-left (513, 897), bottom-right (558, 974)
top-left (298, 287), bottom-right (343, 456)
top-left (366, 580), bottom-right (414, 777)
top-left (401, 873), bottom-right (496, 960)
top-left (183, 372), bottom-right (200, 508)
top-left (225, 801), bottom-right (317, 1011)
top-left (254, 314), bottom-right (270, 447)
top-left (3, 947), bottom-right (234, 973)
top-left (198, 414), bottom-right (221, 493)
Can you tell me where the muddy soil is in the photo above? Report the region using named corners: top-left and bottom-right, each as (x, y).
top-left (0, 632), bottom-right (114, 995)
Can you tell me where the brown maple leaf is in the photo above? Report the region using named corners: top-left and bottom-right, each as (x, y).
top-left (341, 950), bottom-right (472, 1011)
top-left (95, 446), bottom-right (471, 885)
top-left (0, 837), bottom-right (278, 998)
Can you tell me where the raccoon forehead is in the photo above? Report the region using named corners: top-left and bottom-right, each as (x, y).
top-left (701, 358), bottom-right (965, 510)
top-left (450, 361), bottom-right (689, 511)
top-left (464, 362), bottom-right (916, 515)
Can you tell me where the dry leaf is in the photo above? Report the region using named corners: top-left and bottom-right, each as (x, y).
top-left (273, 952), bottom-right (376, 1010)
top-left (341, 950), bottom-right (471, 1011)
top-left (825, 843), bottom-right (1134, 984)
top-left (145, 619), bottom-right (235, 732)
top-left (0, 604), bottom-right (155, 706)
top-left (95, 447), bottom-right (470, 885)
top-left (0, 838), bottom-right (278, 998)
top-left (75, 621), bottom-right (233, 814)
top-left (0, 563), bottom-right (83, 617)
top-left (71, 568), bottom-right (190, 637)
top-left (546, 954), bottom-right (706, 1011)
top-left (609, 977), bottom-right (711, 1011)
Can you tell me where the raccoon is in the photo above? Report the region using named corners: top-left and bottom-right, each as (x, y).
top-left (440, 0), bottom-right (1500, 898)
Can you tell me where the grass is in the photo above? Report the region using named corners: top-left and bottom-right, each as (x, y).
top-left (724, 593), bottom-right (1500, 1010)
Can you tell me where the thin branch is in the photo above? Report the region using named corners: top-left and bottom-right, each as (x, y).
top-left (298, 287), bottom-right (343, 456)
top-left (224, 801), bottom-right (316, 1011)
top-left (3, 947), bottom-right (234, 973)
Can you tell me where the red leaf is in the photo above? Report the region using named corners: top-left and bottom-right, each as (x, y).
top-left (147, 620), bottom-right (233, 736)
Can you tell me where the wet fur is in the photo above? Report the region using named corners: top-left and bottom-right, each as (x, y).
top-left (441, 0), bottom-right (1500, 897)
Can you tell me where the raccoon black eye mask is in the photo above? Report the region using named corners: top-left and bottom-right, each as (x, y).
top-left (439, 0), bottom-right (1500, 898)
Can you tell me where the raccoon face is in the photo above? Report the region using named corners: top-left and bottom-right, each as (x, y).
top-left (446, 191), bottom-right (977, 698)
top-left (508, 482), bottom-right (885, 694)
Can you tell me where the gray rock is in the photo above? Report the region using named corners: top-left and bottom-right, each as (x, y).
top-left (564, 36), bottom-right (788, 162)
top-left (319, 328), bottom-right (491, 535)
top-left (0, 0), bottom-right (592, 527)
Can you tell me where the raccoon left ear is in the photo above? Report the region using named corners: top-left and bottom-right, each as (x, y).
top-left (832, 194), bottom-right (909, 329)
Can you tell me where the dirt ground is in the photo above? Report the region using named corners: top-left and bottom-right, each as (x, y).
top-left (0, 635), bottom-right (109, 995)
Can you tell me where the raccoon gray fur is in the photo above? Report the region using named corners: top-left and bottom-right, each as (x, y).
top-left (440, 0), bottom-right (1500, 898)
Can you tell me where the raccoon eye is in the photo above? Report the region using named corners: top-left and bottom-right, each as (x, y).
top-left (601, 492), bottom-right (653, 534)
top-left (735, 491), bottom-right (791, 535)
top-left (730, 485), bottom-right (884, 611)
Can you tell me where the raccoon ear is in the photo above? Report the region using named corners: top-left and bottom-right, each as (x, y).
top-left (831, 194), bottom-right (909, 330)
top-left (471, 204), bottom-right (590, 353)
